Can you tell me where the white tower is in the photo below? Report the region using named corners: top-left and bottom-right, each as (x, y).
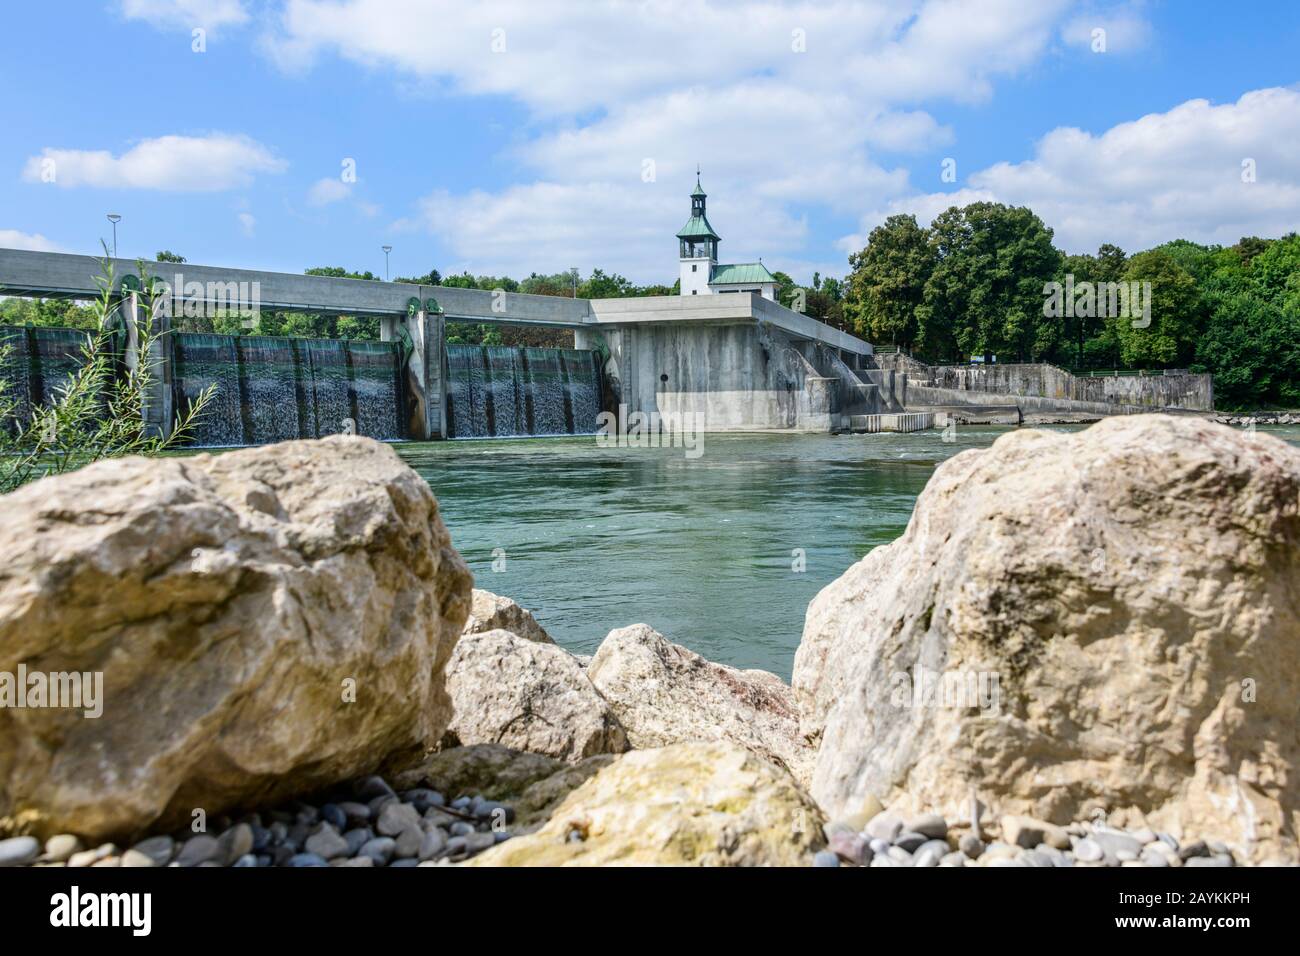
top-left (677, 172), bottom-right (719, 296)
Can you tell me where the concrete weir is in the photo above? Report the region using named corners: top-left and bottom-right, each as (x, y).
top-left (0, 248), bottom-right (886, 439)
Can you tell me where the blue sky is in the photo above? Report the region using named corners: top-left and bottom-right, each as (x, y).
top-left (2, 1), bottom-right (1298, 285)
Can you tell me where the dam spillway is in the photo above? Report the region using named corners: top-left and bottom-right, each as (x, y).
top-left (0, 322), bottom-right (608, 446)
top-left (445, 344), bottom-right (603, 438)
top-left (171, 333), bottom-right (407, 446)
top-left (0, 326), bottom-right (92, 426)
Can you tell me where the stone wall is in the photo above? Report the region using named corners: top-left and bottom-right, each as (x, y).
top-left (926, 363), bottom-right (1213, 411)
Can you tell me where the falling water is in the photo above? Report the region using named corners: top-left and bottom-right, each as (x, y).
top-left (446, 345), bottom-right (602, 438)
top-left (0, 325), bottom-right (93, 427)
top-left (172, 332), bottom-right (406, 446)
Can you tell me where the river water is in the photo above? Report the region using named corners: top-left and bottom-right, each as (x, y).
top-left (399, 423), bottom-right (1300, 678)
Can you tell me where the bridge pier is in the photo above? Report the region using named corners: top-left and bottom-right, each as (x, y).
top-left (389, 298), bottom-right (447, 441)
top-left (113, 276), bottom-right (174, 441)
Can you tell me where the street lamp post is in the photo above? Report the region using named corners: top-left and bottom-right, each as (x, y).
top-left (382, 245), bottom-right (392, 281)
top-left (107, 214), bottom-right (122, 257)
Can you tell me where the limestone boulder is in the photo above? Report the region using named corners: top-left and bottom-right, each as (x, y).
top-left (469, 741), bottom-right (826, 866)
top-left (0, 436), bottom-right (472, 842)
top-left (443, 629), bottom-right (628, 762)
top-left (395, 743), bottom-right (615, 831)
top-left (794, 415), bottom-right (1300, 864)
top-left (464, 588), bottom-right (554, 645)
top-left (588, 624), bottom-right (814, 785)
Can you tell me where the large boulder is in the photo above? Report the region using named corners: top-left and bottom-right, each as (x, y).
top-left (469, 742), bottom-right (826, 866)
top-left (0, 436), bottom-right (472, 842)
top-left (443, 629), bottom-right (628, 762)
top-left (464, 588), bottom-right (554, 645)
top-left (588, 624), bottom-right (814, 785)
top-left (394, 743), bottom-right (616, 831)
top-left (794, 415), bottom-right (1300, 864)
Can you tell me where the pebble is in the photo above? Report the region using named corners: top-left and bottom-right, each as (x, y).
top-left (959, 834), bottom-right (984, 858)
top-left (358, 837), bottom-right (396, 866)
top-left (344, 827), bottom-right (374, 857)
top-left (813, 850), bottom-right (840, 868)
top-left (886, 846), bottom-right (913, 865)
top-left (1140, 848), bottom-right (1170, 867)
top-left (894, 831), bottom-right (928, 853)
top-left (376, 801), bottom-right (422, 837)
top-left (42, 834), bottom-right (81, 863)
top-left (389, 858), bottom-right (420, 868)
top-left (121, 850), bottom-right (158, 868)
top-left (1073, 838), bottom-right (1104, 863)
top-left (907, 813), bottom-right (948, 840)
top-left (176, 835), bottom-right (222, 867)
top-left (304, 825), bottom-right (351, 860)
top-left (868, 838), bottom-right (891, 857)
top-left (864, 813), bottom-right (904, 843)
top-left (1091, 829), bottom-right (1144, 858)
top-left (1185, 854), bottom-right (1233, 867)
top-left (0, 837), bottom-right (41, 867)
top-left (1178, 839), bottom-right (1210, 861)
top-left (338, 801), bottom-right (371, 826)
top-left (320, 803), bottom-right (348, 830)
top-left (232, 854), bottom-right (259, 868)
top-left (1003, 815), bottom-right (1070, 850)
top-left (286, 853), bottom-right (330, 867)
top-left (394, 826), bottom-right (423, 859)
top-left (828, 831), bottom-right (872, 866)
top-left (419, 829), bottom-right (448, 862)
top-left (217, 823), bottom-right (254, 865)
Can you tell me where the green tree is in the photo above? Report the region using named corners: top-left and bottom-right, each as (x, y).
top-left (845, 214), bottom-right (934, 350)
top-left (1112, 249), bottom-right (1204, 367)
top-left (919, 203), bottom-right (1062, 362)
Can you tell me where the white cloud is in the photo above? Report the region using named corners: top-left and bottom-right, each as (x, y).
top-left (119, 0), bottom-right (249, 31)
top-left (0, 229), bottom-right (63, 252)
top-left (22, 134), bottom-right (286, 191)
top-left (307, 177), bottom-right (351, 206)
top-left (238, 211), bottom-right (257, 236)
top-left (845, 87), bottom-right (1300, 254)
top-left (1061, 3), bottom-right (1152, 54)
top-left (255, 1), bottom-right (1169, 279)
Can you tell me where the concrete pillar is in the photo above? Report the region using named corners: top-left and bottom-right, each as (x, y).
top-left (116, 276), bottom-right (174, 440)
top-left (400, 297), bottom-right (446, 440)
top-left (379, 315), bottom-right (397, 342)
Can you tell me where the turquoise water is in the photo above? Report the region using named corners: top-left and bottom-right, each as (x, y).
top-left (399, 423), bottom-right (1300, 678)
top-left (398, 427), bottom-right (1018, 677)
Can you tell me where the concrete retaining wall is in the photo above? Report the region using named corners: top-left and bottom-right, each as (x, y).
top-left (923, 363), bottom-right (1213, 411)
top-left (848, 412), bottom-right (935, 433)
top-left (597, 320), bottom-right (831, 431)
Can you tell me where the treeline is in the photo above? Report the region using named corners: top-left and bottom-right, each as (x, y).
top-left (843, 202), bottom-right (1300, 409)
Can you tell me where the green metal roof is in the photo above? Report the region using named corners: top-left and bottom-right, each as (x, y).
top-left (691, 178), bottom-right (707, 198)
top-left (710, 262), bottom-right (775, 285)
top-left (676, 214), bottom-right (720, 240)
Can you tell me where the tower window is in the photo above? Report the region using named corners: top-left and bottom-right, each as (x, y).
top-left (692, 290), bottom-right (697, 295)
top-left (692, 264), bottom-right (697, 272)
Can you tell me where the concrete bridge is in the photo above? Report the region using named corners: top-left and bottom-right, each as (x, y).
top-left (1, 247), bottom-right (890, 440)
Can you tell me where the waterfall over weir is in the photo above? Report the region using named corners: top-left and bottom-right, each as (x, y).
top-left (0, 326), bottom-right (92, 424)
top-left (172, 333), bottom-right (406, 446)
top-left (445, 345), bottom-right (603, 438)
